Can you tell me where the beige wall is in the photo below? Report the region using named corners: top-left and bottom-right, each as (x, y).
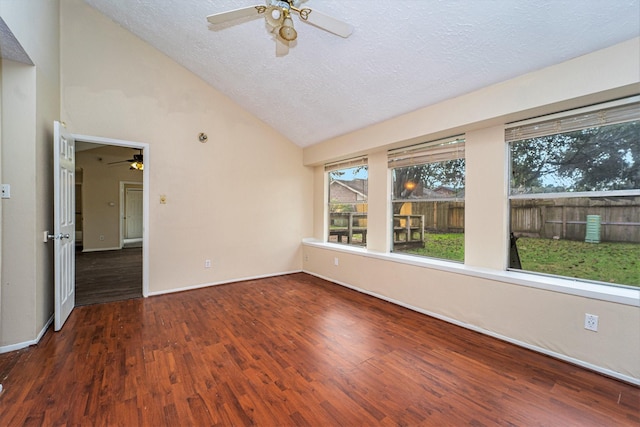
top-left (0, 55), bottom-right (3, 341)
top-left (0, 0), bottom-right (60, 347)
top-left (60, 0), bottom-right (312, 294)
top-left (1, 60), bottom-right (37, 345)
top-left (303, 39), bottom-right (640, 383)
top-left (76, 145), bottom-right (143, 251)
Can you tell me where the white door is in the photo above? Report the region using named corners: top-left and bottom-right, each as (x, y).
top-left (53, 121), bottom-right (76, 331)
top-left (125, 188), bottom-right (143, 239)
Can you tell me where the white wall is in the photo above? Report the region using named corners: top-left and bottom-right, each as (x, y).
top-left (302, 38), bottom-right (640, 383)
top-left (0, 0), bottom-right (59, 348)
top-left (60, 0), bottom-right (312, 294)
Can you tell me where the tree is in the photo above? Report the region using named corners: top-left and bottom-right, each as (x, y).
top-left (511, 120), bottom-right (639, 193)
top-left (392, 159), bottom-right (465, 214)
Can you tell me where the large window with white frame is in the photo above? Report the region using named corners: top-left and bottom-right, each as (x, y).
top-left (327, 157), bottom-right (368, 247)
top-left (389, 137), bottom-right (465, 261)
top-left (507, 97), bottom-right (640, 288)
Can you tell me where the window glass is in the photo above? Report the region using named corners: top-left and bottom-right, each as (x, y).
top-left (508, 101), bottom-right (639, 288)
top-left (510, 121), bottom-right (639, 194)
top-left (390, 138), bottom-right (465, 262)
top-left (327, 165), bottom-right (368, 246)
top-left (510, 196), bottom-right (640, 286)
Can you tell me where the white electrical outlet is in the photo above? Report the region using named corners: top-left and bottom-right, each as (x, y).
top-left (304, 254), bottom-right (309, 262)
top-left (334, 257), bottom-right (339, 266)
top-left (584, 313), bottom-right (598, 332)
top-left (205, 259), bottom-right (211, 268)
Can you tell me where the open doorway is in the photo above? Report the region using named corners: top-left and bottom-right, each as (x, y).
top-left (74, 140), bottom-right (148, 305)
top-left (121, 182), bottom-right (143, 248)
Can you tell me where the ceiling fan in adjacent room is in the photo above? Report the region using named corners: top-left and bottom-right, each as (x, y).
top-left (206, 0), bottom-right (353, 56)
top-left (108, 149), bottom-right (144, 171)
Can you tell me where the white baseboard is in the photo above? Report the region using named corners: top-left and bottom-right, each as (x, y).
top-left (81, 246), bottom-right (122, 253)
top-left (304, 270), bottom-right (640, 387)
top-left (147, 270), bottom-right (303, 297)
top-left (0, 314), bottom-right (53, 354)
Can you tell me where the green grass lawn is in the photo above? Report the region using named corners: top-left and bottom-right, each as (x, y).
top-left (402, 234), bottom-right (640, 287)
top-left (403, 233), bottom-right (465, 262)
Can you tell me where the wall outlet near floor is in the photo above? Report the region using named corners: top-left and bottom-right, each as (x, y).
top-left (584, 313), bottom-right (598, 332)
top-left (334, 257), bottom-right (339, 266)
top-left (205, 259), bottom-right (212, 269)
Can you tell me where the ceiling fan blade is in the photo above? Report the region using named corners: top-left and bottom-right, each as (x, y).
top-left (206, 5), bottom-right (265, 25)
top-left (298, 8), bottom-right (353, 38)
top-left (275, 38), bottom-right (289, 57)
top-left (108, 159), bottom-right (135, 165)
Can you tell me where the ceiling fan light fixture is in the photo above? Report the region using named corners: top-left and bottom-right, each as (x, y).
top-left (279, 10), bottom-right (297, 41)
top-left (130, 161), bottom-right (144, 171)
top-left (265, 6), bottom-right (283, 27)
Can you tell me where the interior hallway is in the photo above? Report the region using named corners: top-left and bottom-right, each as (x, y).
top-left (75, 247), bottom-right (143, 306)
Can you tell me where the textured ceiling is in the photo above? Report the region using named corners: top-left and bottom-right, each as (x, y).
top-left (0, 17), bottom-right (33, 64)
top-left (82, 0), bottom-right (640, 147)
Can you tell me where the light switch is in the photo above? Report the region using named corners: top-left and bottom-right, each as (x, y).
top-left (1, 184), bottom-right (10, 199)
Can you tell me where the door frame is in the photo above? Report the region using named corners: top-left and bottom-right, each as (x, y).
top-left (73, 133), bottom-right (150, 297)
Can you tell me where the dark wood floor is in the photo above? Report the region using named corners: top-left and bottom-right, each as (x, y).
top-left (0, 273), bottom-right (637, 425)
top-left (75, 247), bottom-right (143, 306)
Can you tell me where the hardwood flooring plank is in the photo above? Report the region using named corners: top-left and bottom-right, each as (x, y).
top-left (0, 273), bottom-right (637, 426)
top-left (75, 248), bottom-right (142, 306)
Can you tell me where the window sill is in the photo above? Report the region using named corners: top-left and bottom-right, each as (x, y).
top-left (302, 239), bottom-right (640, 307)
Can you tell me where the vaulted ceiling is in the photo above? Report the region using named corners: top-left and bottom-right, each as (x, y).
top-left (83, 0), bottom-right (639, 147)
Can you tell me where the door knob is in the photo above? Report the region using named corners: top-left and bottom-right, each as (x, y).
top-left (47, 233), bottom-right (70, 240)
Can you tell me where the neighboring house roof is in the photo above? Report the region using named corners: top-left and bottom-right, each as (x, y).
top-left (330, 179), bottom-right (368, 201)
top-left (424, 186), bottom-right (464, 198)
top-left (404, 185), bottom-right (465, 199)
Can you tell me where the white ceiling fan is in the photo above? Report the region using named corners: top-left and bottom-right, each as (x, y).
top-left (207, 0), bottom-right (353, 56)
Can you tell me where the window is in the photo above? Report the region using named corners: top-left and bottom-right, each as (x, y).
top-left (389, 137), bottom-right (465, 261)
top-left (327, 158), bottom-right (368, 247)
top-left (507, 98), bottom-right (640, 288)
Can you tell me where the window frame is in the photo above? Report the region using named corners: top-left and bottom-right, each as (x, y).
top-left (326, 157), bottom-right (369, 247)
top-left (388, 136), bottom-right (466, 262)
top-left (506, 97), bottom-right (640, 289)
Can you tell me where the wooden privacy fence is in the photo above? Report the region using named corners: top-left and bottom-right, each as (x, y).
top-left (511, 197), bottom-right (640, 243)
top-left (329, 198), bottom-right (639, 244)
